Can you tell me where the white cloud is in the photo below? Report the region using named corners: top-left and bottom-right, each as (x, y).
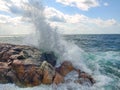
top-left (0, 14), bottom-right (25, 25)
top-left (0, 0), bottom-right (119, 35)
top-left (0, 23), bottom-right (33, 35)
top-left (0, 0), bottom-right (29, 15)
top-left (44, 7), bottom-right (119, 34)
top-left (0, 0), bottom-right (10, 12)
top-left (56, 0), bottom-right (100, 11)
top-left (44, 7), bottom-right (66, 22)
top-left (93, 18), bottom-right (116, 27)
top-left (104, 2), bottom-right (109, 6)
top-left (0, 14), bottom-right (33, 35)
top-left (44, 7), bottom-right (116, 27)
top-left (0, 0), bottom-right (34, 35)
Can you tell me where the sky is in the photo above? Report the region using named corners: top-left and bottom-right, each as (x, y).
top-left (0, 0), bottom-right (120, 35)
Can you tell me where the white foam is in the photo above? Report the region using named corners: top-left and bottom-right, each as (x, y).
top-left (22, 0), bottom-right (90, 72)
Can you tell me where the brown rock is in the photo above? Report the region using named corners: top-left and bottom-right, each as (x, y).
top-left (6, 70), bottom-right (19, 84)
top-left (0, 43), bottom-right (42, 65)
top-left (0, 62), bottom-right (10, 83)
top-left (57, 61), bottom-right (74, 76)
top-left (79, 72), bottom-right (95, 84)
top-left (41, 61), bottom-right (55, 84)
top-left (53, 72), bottom-right (64, 84)
top-left (0, 43), bottom-right (96, 87)
top-left (10, 62), bottom-right (43, 87)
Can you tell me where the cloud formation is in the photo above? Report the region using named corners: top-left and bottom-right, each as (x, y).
top-left (0, 0), bottom-right (119, 35)
top-left (56, 0), bottom-right (99, 11)
top-left (44, 7), bottom-right (119, 34)
top-left (44, 7), bottom-right (116, 27)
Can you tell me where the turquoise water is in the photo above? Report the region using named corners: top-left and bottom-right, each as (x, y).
top-left (0, 35), bottom-right (120, 90)
top-left (65, 34), bottom-right (120, 90)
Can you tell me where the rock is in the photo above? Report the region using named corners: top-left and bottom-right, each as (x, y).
top-left (41, 61), bottom-right (55, 84)
top-left (0, 62), bottom-right (10, 83)
top-left (0, 43), bottom-right (58, 87)
top-left (0, 43), bottom-right (95, 87)
top-left (0, 43), bottom-right (57, 66)
top-left (0, 43), bottom-right (42, 65)
top-left (79, 72), bottom-right (95, 84)
top-left (6, 70), bottom-right (19, 84)
top-left (0, 43), bottom-right (15, 62)
top-left (10, 62), bottom-right (43, 87)
top-left (40, 52), bottom-right (57, 66)
top-left (53, 72), bottom-right (64, 84)
top-left (56, 61), bottom-right (74, 76)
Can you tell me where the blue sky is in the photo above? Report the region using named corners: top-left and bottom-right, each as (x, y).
top-left (0, 0), bottom-right (120, 35)
top-left (43, 0), bottom-right (119, 20)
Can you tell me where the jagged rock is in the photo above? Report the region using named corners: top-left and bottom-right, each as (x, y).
top-left (40, 52), bottom-right (57, 66)
top-left (41, 61), bottom-right (55, 84)
top-left (0, 43), bottom-right (42, 65)
top-left (0, 43), bottom-right (95, 87)
top-left (56, 61), bottom-right (95, 85)
top-left (78, 72), bottom-right (95, 84)
top-left (10, 62), bottom-right (43, 87)
top-left (0, 43), bottom-right (57, 66)
top-left (53, 72), bottom-right (64, 84)
top-left (0, 62), bottom-right (10, 83)
top-left (56, 61), bottom-right (74, 76)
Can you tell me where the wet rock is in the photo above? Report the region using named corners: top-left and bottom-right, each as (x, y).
top-left (53, 72), bottom-right (64, 84)
top-left (41, 61), bottom-right (55, 84)
top-left (0, 43), bottom-right (42, 65)
top-left (0, 62), bottom-right (10, 83)
top-left (79, 72), bottom-right (95, 84)
top-left (10, 62), bottom-right (43, 87)
top-left (40, 52), bottom-right (57, 66)
top-left (6, 70), bottom-right (18, 84)
top-left (57, 61), bottom-right (74, 76)
top-left (0, 43), bottom-right (95, 87)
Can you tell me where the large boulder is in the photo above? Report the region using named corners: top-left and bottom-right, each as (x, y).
top-left (56, 61), bottom-right (95, 85)
top-left (10, 62), bottom-right (43, 87)
top-left (40, 52), bottom-right (57, 66)
top-left (41, 61), bottom-right (55, 84)
top-left (0, 62), bottom-right (10, 83)
top-left (53, 72), bottom-right (64, 84)
top-left (56, 61), bottom-right (74, 76)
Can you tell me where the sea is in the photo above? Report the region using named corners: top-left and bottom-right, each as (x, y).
top-left (0, 34), bottom-right (120, 90)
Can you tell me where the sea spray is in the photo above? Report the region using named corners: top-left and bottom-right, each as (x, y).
top-left (22, 0), bottom-right (90, 73)
top-left (22, 0), bottom-right (65, 57)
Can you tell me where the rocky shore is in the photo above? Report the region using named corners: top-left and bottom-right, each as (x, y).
top-left (0, 43), bottom-right (95, 87)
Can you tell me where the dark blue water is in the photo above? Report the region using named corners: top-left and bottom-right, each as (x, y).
top-left (64, 34), bottom-right (120, 52)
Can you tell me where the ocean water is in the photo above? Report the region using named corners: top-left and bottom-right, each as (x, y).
top-left (64, 34), bottom-right (120, 90)
top-left (0, 34), bottom-right (120, 90)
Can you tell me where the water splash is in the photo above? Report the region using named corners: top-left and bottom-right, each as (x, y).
top-left (22, 0), bottom-right (88, 72)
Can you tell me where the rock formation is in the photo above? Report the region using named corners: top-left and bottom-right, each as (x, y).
top-left (0, 43), bottom-right (95, 87)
